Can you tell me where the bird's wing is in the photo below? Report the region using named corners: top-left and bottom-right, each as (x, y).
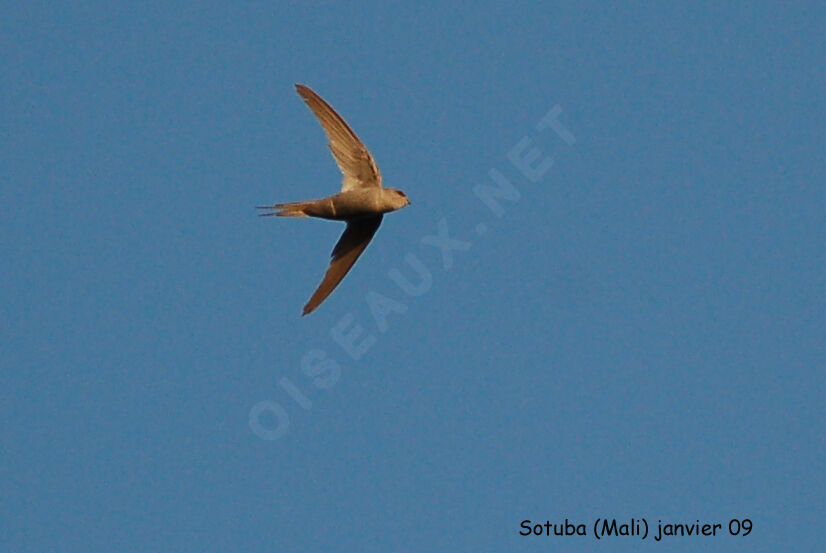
top-left (295, 84), bottom-right (382, 192)
top-left (303, 215), bottom-right (383, 315)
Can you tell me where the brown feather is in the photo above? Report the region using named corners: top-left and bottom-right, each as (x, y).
top-left (302, 215), bottom-right (383, 315)
top-left (295, 84), bottom-right (382, 192)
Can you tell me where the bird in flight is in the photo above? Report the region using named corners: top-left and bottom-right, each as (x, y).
top-left (259, 84), bottom-right (411, 315)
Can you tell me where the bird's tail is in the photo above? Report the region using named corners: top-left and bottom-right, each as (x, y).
top-left (257, 201), bottom-right (312, 217)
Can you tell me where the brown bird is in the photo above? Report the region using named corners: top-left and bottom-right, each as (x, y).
top-left (259, 84), bottom-right (410, 315)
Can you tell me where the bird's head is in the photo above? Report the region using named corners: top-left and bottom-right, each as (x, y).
top-left (386, 188), bottom-right (411, 210)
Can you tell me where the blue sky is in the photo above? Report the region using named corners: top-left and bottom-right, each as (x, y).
top-left (2, 2), bottom-right (824, 552)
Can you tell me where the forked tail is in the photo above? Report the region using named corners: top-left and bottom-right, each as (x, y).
top-left (256, 201), bottom-right (312, 217)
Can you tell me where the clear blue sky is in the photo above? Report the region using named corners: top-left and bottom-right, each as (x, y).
top-left (2, 2), bottom-right (824, 552)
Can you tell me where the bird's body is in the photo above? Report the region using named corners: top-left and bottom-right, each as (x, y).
top-left (273, 188), bottom-right (410, 221)
top-left (259, 84), bottom-right (410, 315)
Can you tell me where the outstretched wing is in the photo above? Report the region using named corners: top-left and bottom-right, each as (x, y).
top-left (295, 84), bottom-right (382, 192)
top-left (303, 215), bottom-right (383, 315)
